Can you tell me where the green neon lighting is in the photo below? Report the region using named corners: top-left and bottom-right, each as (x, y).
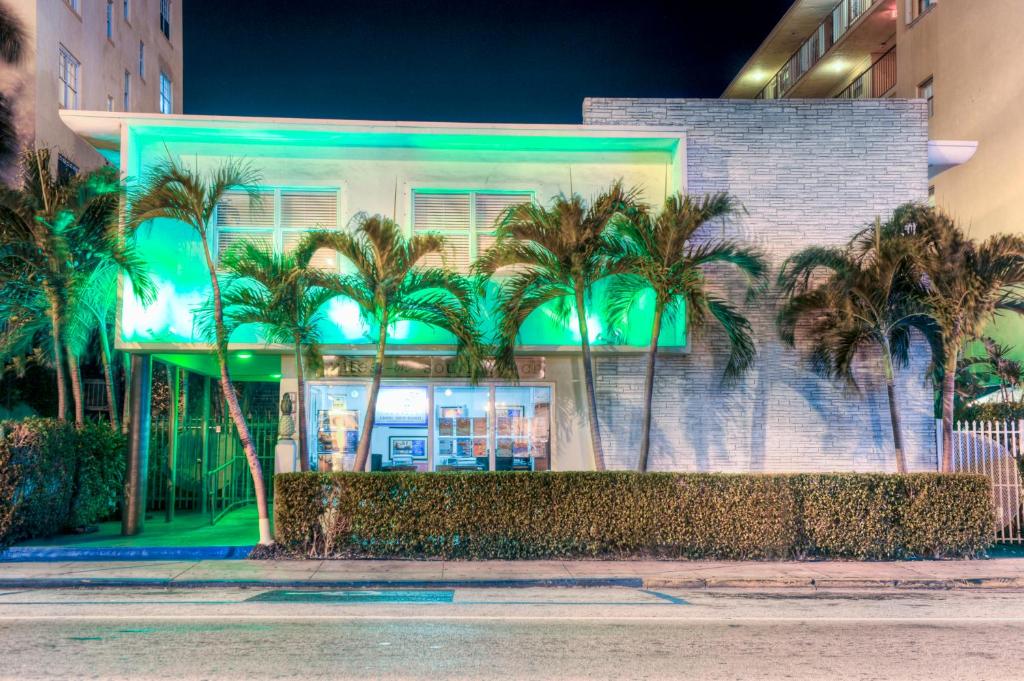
top-left (119, 120), bottom-right (685, 352)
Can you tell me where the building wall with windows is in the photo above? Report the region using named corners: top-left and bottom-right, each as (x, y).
top-left (583, 98), bottom-right (935, 472)
top-left (65, 100), bottom-right (934, 473)
top-left (893, 0), bottom-right (1024, 243)
top-left (0, 0), bottom-right (183, 179)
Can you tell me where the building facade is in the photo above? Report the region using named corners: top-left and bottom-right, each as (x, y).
top-left (64, 98), bottom-right (937, 478)
top-left (720, 0), bottom-right (1024, 358)
top-left (0, 0), bottom-right (183, 179)
top-left (722, 0), bottom-right (1024, 352)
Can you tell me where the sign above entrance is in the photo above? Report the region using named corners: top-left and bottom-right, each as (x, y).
top-left (320, 355), bottom-right (545, 380)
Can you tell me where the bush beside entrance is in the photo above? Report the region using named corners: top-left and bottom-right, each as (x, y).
top-left (274, 471), bottom-right (993, 560)
top-left (0, 418), bottom-right (126, 548)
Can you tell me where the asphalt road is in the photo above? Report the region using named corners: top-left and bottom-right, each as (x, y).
top-left (1, 586), bottom-right (1022, 680)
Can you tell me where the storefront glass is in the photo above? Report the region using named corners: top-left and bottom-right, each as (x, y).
top-left (308, 381), bottom-right (553, 472)
top-left (495, 386), bottom-right (551, 471)
top-left (433, 386), bottom-right (490, 471)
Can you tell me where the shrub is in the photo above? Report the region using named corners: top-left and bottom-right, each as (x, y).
top-left (0, 418), bottom-right (126, 548)
top-left (274, 471), bottom-right (993, 560)
top-left (957, 401), bottom-right (1024, 423)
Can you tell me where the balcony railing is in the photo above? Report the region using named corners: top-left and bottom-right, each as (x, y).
top-left (835, 46), bottom-right (896, 99)
top-left (756, 0), bottom-right (880, 100)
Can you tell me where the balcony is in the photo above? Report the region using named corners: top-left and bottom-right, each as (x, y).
top-left (755, 0), bottom-right (895, 100)
top-left (835, 46), bottom-right (896, 99)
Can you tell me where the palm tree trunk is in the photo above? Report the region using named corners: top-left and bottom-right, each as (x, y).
top-left (294, 335), bottom-right (309, 472)
top-left (354, 311), bottom-right (388, 473)
top-left (66, 345), bottom-right (84, 427)
top-left (941, 355), bottom-right (956, 472)
top-left (881, 347), bottom-right (907, 474)
top-left (47, 299), bottom-right (67, 421)
top-left (574, 286), bottom-right (605, 471)
top-left (97, 319), bottom-right (119, 430)
top-left (637, 303), bottom-right (664, 472)
top-left (200, 239), bottom-right (273, 545)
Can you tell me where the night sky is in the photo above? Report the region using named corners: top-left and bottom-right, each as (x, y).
top-left (183, 0), bottom-right (793, 124)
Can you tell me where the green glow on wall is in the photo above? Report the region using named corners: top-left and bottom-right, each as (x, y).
top-left (120, 120), bottom-right (686, 352)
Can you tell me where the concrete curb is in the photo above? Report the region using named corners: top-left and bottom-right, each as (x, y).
top-left (642, 576), bottom-right (1024, 590)
top-left (0, 577), bottom-right (644, 590)
top-left (0, 575), bottom-right (1022, 590)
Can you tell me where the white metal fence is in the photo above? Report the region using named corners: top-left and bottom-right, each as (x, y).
top-left (951, 420), bottom-right (1024, 544)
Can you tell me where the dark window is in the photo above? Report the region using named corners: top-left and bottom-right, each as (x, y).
top-left (160, 0), bottom-right (171, 39)
top-left (919, 77), bottom-right (934, 118)
top-left (57, 155), bottom-right (79, 185)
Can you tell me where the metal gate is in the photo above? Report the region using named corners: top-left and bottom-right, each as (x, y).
top-left (149, 415), bottom-right (278, 524)
top-left (951, 420), bottom-right (1024, 544)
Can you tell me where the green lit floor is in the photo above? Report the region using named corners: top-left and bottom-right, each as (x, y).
top-left (18, 506), bottom-right (266, 548)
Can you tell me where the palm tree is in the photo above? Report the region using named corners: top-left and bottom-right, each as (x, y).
top-left (214, 236), bottom-right (339, 471)
top-left (0, 149), bottom-right (151, 424)
top-left (777, 221), bottom-right (938, 473)
top-left (67, 260), bottom-right (125, 428)
top-left (474, 182), bottom-right (642, 471)
top-left (0, 2), bottom-right (25, 163)
top-left (605, 193), bottom-right (767, 471)
top-left (884, 205), bottom-right (1024, 471)
top-left (126, 157), bottom-right (274, 545)
top-left (309, 215), bottom-right (482, 473)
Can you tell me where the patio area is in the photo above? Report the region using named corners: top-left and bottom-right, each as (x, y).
top-left (15, 506), bottom-right (264, 549)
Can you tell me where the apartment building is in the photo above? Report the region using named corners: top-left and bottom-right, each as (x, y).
top-left (722, 0), bottom-right (1023, 245)
top-left (63, 98), bottom-right (936, 479)
top-left (0, 0), bottom-right (183, 179)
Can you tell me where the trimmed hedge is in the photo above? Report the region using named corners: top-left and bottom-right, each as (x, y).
top-left (0, 418), bottom-right (126, 548)
top-left (274, 471), bottom-right (994, 560)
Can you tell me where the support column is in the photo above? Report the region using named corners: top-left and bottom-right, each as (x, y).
top-left (165, 365), bottom-right (180, 523)
top-left (199, 375), bottom-right (212, 516)
top-left (122, 353), bottom-right (152, 536)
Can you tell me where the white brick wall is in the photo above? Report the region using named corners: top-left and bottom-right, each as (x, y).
top-left (582, 98), bottom-right (935, 472)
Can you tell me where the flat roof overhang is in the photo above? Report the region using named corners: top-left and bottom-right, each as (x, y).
top-left (928, 140), bottom-right (978, 178)
top-left (59, 110), bottom-right (686, 166)
top-left (723, 0), bottom-right (897, 99)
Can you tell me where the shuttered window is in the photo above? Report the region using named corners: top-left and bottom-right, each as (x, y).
top-left (214, 187), bottom-right (339, 270)
top-left (411, 190), bottom-right (532, 273)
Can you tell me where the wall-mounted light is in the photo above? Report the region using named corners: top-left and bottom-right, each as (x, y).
top-left (236, 352), bottom-right (253, 359)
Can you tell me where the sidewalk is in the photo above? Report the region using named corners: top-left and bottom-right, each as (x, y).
top-left (2, 557), bottom-right (1024, 590)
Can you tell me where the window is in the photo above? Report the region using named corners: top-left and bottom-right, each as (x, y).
top-left (159, 71), bottom-right (172, 113)
top-left (123, 70), bottom-right (130, 110)
top-left (411, 190), bottom-right (533, 273)
top-left (57, 45), bottom-right (80, 110)
top-left (215, 188), bottom-right (339, 269)
top-left (160, 0), bottom-right (171, 39)
top-left (106, 95), bottom-right (113, 111)
top-left (123, 0), bottom-right (130, 21)
top-left (907, 0), bottom-right (937, 22)
top-left (65, 0), bottom-right (80, 14)
top-left (309, 382), bottom-right (553, 472)
top-left (919, 77), bottom-right (934, 117)
top-left (105, 1), bottom-right (113, 39)
top-left (57, 155), bottom-right (79, 185)
top-left (139, 42), bottom-right (145, 79)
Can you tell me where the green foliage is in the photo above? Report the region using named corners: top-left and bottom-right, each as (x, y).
top-left (0, 418), bottom-right (125, 547)
top-left (606, 192), bottom-right (766, 379)
top-left (274, 471), bottom-right (992, 560)
top-left (957, 401), bottom-right (1024, 423)
top-left (67, 421), bottom-right (126, 528)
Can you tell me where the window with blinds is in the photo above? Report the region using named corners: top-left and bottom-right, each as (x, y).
top-left (214, 188), bottom-right (339, 270)
top-left (411, 190), bottom-right (532, 273)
